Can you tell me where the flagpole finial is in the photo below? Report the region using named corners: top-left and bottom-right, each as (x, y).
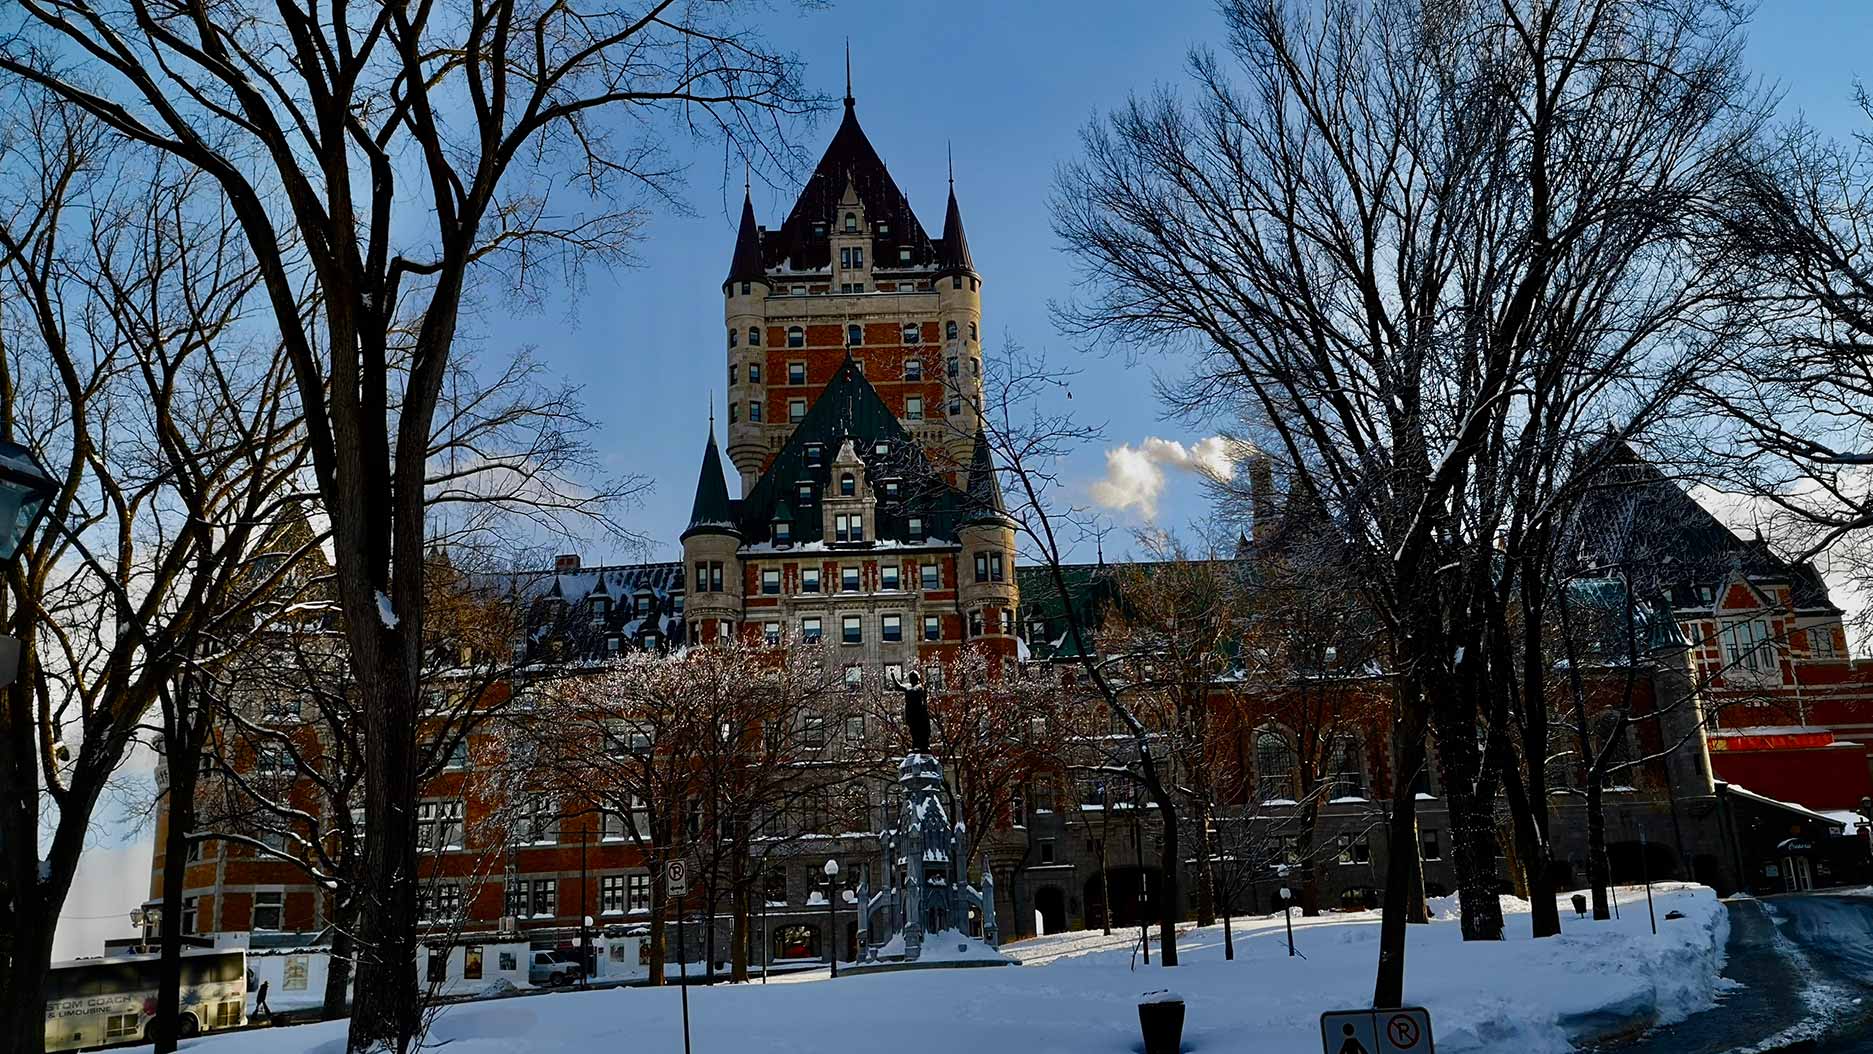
top-left (948, 140), bottom-right (954, 189)
top-left (844, 38), bottom-right (854, 109)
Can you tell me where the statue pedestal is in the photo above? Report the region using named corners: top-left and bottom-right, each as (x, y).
top-left (875, 752), bottom-right (999, 965)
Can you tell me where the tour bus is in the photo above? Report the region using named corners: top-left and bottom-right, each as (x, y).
top-left (43, 948), bottom-right (246, 1051)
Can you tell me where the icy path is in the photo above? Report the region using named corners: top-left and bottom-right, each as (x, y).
top-left (120, 885), bottom-right (1726, 1054)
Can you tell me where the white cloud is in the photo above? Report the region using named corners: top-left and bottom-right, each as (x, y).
top-left (1090, 436), bottom-right (1244, 518)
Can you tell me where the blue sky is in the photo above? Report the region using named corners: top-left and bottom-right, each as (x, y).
top-left (54, 1), bottom-right (1873, 958)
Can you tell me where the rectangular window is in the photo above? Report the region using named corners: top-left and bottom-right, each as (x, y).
top-left (417, 800), bottom-right (464, 851)
top-left (790, 399), bottom-right (807, 423)
top-left (882, 614), bottom-right (903, 642)
top-left (797, 483), bottom-right (814, 504)
top-left (764, 621), bottom-right (782, 646)
top-left (805, 714), bottom-right (826, 747)
top-left (789, 361), bottom-right (807, 383)
top-left (990, 553), bottom-right (1004, 582)
top-left (748, 363), bottom-right (762, 383)
top-left (805, 442), bottom-right (823, 465)
top-left (905, 358), bottom-right (922, 381)
top-left (853, 247), bottom-right (864, 269)
top-left (844, 665), bottom-right (864, 689)
top-left (531, 879), bottom-right (557, 918)
top-left (905, 396), bottom-right (923, 420)
top-left (842, 614), bottom-right (863, 644)
top-left (907, 516), bottom-right (924, 540)
top-left (601, 809), bottom-right (628, 841)
top-left (762, 568), bottom-right (781, 595)
top-left (601, 875), bottom-right (627, 915)
top-left (802, 617), bottom-right (823, 644)
top-left (1039, 839), bottom-right (1056, 865)
top-left (1421, 829), bottom-right (1442, 861)
top-left (182, 897), bottom-right (198, 935)
top-left (948, 356), bottom-right (959, 378)
top-left (840, 246), bottom-right (851, 268)
top-left (840, 566), bottom-right (861, 592)
top-left (524, 800), bottom-right (558, 845)
top-left (835, 513), bottom-right (852, 542)
top-left (975, 553), bottom-right (989, 583)
top-left (921, 564), bottom-right (940, 591)
top-left (749, 400), bottom-right (762, 422)
top-left (924, 615), bottom-right (941, 641)
top-left (628, 873), bottom-right (651, 913)
top-left (881, 565), bottom-right (900, 591)
top-left (1810, 625), bottom-right (1841, 659)
top-left (710, 562), bottom-right (724, 593)
top-left (801, 568), bottom-right (821, 593)
top-left (252, 891), bottom-right (284, 931)
top-left (774, 520), bottom-right (791, 543)
top-left (1721, 618), bottom-right (1775, 673)
top-left (883, 663), bottom-right (903, 686)
top-left (505, 880), bottom-right (527, 920)
top-left (846, 715), bottom-right (865, 740)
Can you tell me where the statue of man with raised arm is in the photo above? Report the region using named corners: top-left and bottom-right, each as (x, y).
top-left (898, 670), bottom-right (931, 754)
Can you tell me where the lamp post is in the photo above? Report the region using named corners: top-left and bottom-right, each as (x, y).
top-left (822, 858), bottom-right (840, 978)
top-left (0, 438), bottom-right (58, 687)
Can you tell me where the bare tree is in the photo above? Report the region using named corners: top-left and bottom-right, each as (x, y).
top-left (1052, 0), bottom-right (1760, 1003)
top-left (0, 5), bottom-right (813, 1047)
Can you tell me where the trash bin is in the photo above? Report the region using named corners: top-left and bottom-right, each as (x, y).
top-left (1570, 894), bottom-right (1588, 918)
top-left (1138, 990), bottom-right (1185, 1054)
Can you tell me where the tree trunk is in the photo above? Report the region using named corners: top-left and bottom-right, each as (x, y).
top-left (154, 760), bottom-right (199, 1053)
top-left (1298, 796), bottom-right (1323, 917)
top-left (730, 854), bottom-right (750, 983)
top-left (1501, 757), bottom-right (1560, 937)
top-left (1586, 775), bottom-right (1612, 920)
top-left (324, 921), bottom-right (355, 1020)
top-left (647, 878), bottom-right (667, 985)
top-left (1192, 800), bottom-right (1216, 927)
top-left (346, 630), bottom-right (421, 1052)
top-left (0, 905), bottom-right (54, 1054)
top-left (1153, 794), bottom-right (1180, 966)
top-left (1375, 667), bottom-right (1430, 1008)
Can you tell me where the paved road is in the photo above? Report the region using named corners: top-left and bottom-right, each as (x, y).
top-left (1588, 892), bottom-right (1873, 1054)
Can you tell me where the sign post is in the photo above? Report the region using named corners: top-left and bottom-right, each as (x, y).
top-left (1320, 1007), bottom-right (1434, 1054)
top-left (667, 859), bottom-right (692, 1054)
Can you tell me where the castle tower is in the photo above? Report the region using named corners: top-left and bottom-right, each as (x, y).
top-left (681, 424), bottom-right (743, 644)
top-left (718, 81), bottom-right (978, 488)
top-left (956, 429), bottom-right (1018, 657)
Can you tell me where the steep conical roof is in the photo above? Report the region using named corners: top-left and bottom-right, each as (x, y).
top-left (682, 429), bottom-right (740, 541)
top-left (724, 189), bottom-right (766, 289)
top-left (765, 102), bottom-right (936, 272)
top-left (961, 428), bottom-right (1011, 525)
top-left (935, 185), bottom-right (975, 277)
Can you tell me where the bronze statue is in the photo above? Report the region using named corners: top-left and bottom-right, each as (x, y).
top-left (899, 670), bottom-right (931, 753)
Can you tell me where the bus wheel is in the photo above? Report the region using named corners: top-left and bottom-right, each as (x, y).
top-left (179, 1013), bottom-right (200, 1037)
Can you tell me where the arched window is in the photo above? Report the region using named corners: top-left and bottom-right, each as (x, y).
top-left (844, 212), bottom-right (858, 233)
top-left (847, 323), bottom-right (864, 347)
top-left (839, 473), bottom-right (856, 497)
top-left (902, 322), bottom-right (921, 344)
top-left (787, 326), bottom-right (805, 348)
top-left (945, 320), bottom-right (959, 341)
top-left (748, 326), bottom-right (761, 347)
top-left (969, 321), bottom-right (978, 341)
top-left (1329, 735), bottom-right (1366, 799)
top-left (1255, 730), bottom-right (1296, 802)
top-left (728, 328), bottom-right (738, 348)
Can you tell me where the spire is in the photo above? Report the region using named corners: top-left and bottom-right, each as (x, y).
top-left (683, 427), bottom-right (739, 541)
top-left (844, 38), bottom-right (854, 110)
top-left (961, 428), bottom-right (1010, 525)
top-left (724, 186), bottom-right (766, 289)
top-left (936, 175), bottom-right (975, 277)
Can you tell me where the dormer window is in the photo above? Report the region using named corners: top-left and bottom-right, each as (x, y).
top-left (840, 473), bottom-right (856, 497)
top-left (797, 483), bottom-right (814, 504)
top-left (902, 323), bottom-right (921, 344)
top-left (847, 323), bottom-right (864, 347)
top-left (884, 481), bottom-right (900, 501)
top-left (878, 221), bottom-right (891, 236)
top-left (874, 441), bottom-right (890, 457)
top-left (813, 221), bottom-right (827, 237)
top-left (844, 212), bottom-right (858, 233)
top-left (899, 247), bottom-right (912, 264)
top-left (774, 521), bottom-right (792, 543)
top-left (788, 327), bottom-right (805, 348)
top-left (908, 516), bottom-right (925, 540)
top-left (805, 443), bottom-right (823, 466)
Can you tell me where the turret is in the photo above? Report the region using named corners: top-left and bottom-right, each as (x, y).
top-left (725, 189), bottom-right (770, 491)
top-left (681, 425), bottom-right (743, 645)
top-left (956, 429), bottom-right (1017, 655)
top-left (935, 176), bottom-right (983, 468)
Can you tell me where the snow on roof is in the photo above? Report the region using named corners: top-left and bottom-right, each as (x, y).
top-left (1707, 726), bottom-right (1831, 738)
top-left (1718, 782), bottom-right (1847, 828)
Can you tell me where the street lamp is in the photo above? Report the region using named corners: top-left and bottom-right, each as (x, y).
top-left (0, 438), bottom-right (57, 687)
top-left (822, 858), bottom-right (840, 978)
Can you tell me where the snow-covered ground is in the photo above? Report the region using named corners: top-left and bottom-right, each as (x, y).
top-left (127, 885), bottom-right (1725, 1054)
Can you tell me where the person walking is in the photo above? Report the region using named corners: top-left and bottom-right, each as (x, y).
top-left (253, 978), bottom-right (272, 1023)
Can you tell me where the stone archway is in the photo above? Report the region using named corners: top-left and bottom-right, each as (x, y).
top-left (1034, 886), bottom-right (1068, 935)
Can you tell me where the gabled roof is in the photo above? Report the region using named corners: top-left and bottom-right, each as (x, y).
top-left (763, 101), bottom-right (940, 274)
top-left (1566, 443), bottom-right (1837, 612)
top-left (736, 355), bottom-right (967, 547)
top-left (725, 189), bottom-right (767, 289)
top-left (935, 185), bottom-right (975, 276)
top-left (683, 429), bottom-right (740, 541)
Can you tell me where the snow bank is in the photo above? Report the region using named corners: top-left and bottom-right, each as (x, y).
top-left (109, 885), bottom-right (1725, 1054)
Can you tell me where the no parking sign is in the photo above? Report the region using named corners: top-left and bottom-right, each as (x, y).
top-left (1320, 1007), bottom-right (1434, 1054)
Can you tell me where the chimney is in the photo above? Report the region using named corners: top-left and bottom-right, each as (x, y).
top-left (554, 553), bottom-right (581, 573)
